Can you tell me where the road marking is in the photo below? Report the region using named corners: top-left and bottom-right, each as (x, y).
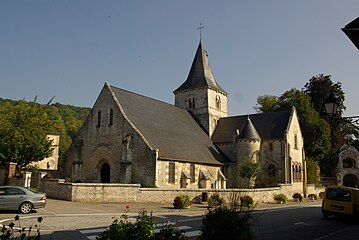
top-left (80, 224), bottom-right (200, 240)
top-left (312, 226), bottom-right (353, 240)
top-left (154, 225), bottom-right (191, 233)
top-left (293, 221), bottom-right (310, 226)
top-left (80, 228), bottom-right (108, 234)
top-left (186, 230), bottom-right (201, 237)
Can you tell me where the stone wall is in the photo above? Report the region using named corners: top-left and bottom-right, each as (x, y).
top-left (156, 160), bottom-right (224, 189)
top-left (39, 179), bottom-right (324, 203)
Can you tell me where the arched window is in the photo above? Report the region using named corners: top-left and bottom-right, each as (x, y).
top-left (215, 95), bottom-right (221, 109)
top-left (169, 162), bottom-right (175, 183)
top-left (292, 164), bottom-right (297, 181)
top-left (97, 111), bottom-right (102, 127)
top-left (269, 143), bottom-right (273, 151)
top-left (294, 134), bottom-right (298, 149)
top-left (188, 98), bottom-right (195, 109)
top-left (109, 109), bottom-right (113, 126)
top-left (343, 158), bottom-right (355, 168)
top-left (190, 163), bottom-right (195, 183)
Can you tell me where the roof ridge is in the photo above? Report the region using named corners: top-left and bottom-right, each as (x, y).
top-left (110, 84), bottom-right (179, 109)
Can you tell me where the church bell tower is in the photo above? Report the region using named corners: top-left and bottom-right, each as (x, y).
top-left (173, 41), bottom-right (228, 137)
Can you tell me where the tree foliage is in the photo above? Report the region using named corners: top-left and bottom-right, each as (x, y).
top-left (254, 95), bottom-right (279, 113)
top-left (255, 74), bottom-right (348, 176)
top-left (303, 74), bottom-right (345, 116)
top-left (0, 98), bottom-right (90, 169)
top-left (0, 100), bottom-right (53, 168)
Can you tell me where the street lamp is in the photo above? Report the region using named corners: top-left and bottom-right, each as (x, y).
top-left (324, 93), bottom-right (340, 116)
top-left (324, 93), bottom-right (359, 127)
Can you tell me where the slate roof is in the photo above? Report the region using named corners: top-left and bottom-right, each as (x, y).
top-left (109, 85), bottom-right (225, 165)
top-left (239, 117), bottom-right (261, 140)
top-left (212, 111), bottom-right (292, 143)
top-left (173, 41), bottom-right (227, 94)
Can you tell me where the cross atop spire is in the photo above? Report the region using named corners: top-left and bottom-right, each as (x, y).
top-left (197, 23), bottom-right (204, 40)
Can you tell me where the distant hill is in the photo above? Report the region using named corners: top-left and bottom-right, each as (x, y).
top-left (0, 97), bottom-right (91, 164)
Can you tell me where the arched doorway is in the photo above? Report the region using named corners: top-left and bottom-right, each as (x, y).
top-left (343, 174), bottom-right (358, 188)
top-left (101, 163), bottom-right (110, 183)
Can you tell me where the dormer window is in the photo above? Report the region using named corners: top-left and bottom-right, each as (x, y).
top-left (216, 95), bottom-right (221, 109)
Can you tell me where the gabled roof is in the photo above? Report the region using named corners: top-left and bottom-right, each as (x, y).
top-left (212, 111), bottom-right (291, 143)
top-left (109, 84), bottom-right (225, 165)
top-left (239, 117), bottom-right (261, 140)
top-left (173, 41), bottom-right (226, 94)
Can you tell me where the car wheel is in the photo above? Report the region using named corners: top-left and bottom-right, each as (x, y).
top-left (19, 202), bottom-right (33, 214)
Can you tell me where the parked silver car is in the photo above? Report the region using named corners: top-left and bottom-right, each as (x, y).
top-left (0, 186), bottom-right (46, 214)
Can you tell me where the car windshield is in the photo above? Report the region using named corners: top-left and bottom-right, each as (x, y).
top-left (326, 188), bottom-right (351, 202)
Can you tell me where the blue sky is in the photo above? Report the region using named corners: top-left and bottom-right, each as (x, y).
top-left (0, 1), bottom-right (358, 116)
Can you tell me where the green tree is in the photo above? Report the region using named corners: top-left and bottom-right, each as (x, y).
top-left (239, 160), bottom-right (259, 179)
top-left (278, 89), bottom-right (331, 160)
top-left (306, 158), bottom-right (321, 185)
top-left (0, 98), bottom-right (90, 170)
top-left (303, 74), bottom-right (345, 116)
top-left (254, 95), bottom-right (280, 113)
top-left (0, 101), bottom-right (53, 168)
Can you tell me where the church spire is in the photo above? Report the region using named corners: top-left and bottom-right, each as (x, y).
top-left (173, 41), bottom-right (226, 94)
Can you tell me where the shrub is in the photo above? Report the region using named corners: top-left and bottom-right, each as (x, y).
top-left (208, 193), bottom-right (224, 208)
top-left (292, 193), bottom-right (303, 202)
top-left (273, 193), bottom-right (287, 203)
top-left (308, 193), bottom-right (318, 200)
top-left (98, 208), bottom-right (188, 240)
top-left (199, 205), bottom-right (255, 240)
top-left (43, 172), bottom-right (52, 179)
top-left (0, 215), bottom-right (43, 239)
top-left (173, 194), bottom-right (191, 209)
top-left (240, 195), bottom-right (254, 207)
top-left (97, 209), bottom-right (155, 240)
top-left (152, 222), bottom-right (188, 240)
top-left (319, 192), bottom-right (325, 199)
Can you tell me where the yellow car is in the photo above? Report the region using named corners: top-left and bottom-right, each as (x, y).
top-left (322, 185), bottom-right (359, 219)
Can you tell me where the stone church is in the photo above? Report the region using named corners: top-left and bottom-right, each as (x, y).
top-left (63, 41), bottom-right (306, 191)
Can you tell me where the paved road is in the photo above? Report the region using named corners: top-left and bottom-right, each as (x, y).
top-left (0, 199), bottom-right (209, 239)
top-left (254, 205), bottom-right (359, 240)
top-left (1, 199), bottom-right (359, 239)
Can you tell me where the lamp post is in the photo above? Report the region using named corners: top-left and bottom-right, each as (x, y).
top-left (324, 93), bottom-right (359, 127)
